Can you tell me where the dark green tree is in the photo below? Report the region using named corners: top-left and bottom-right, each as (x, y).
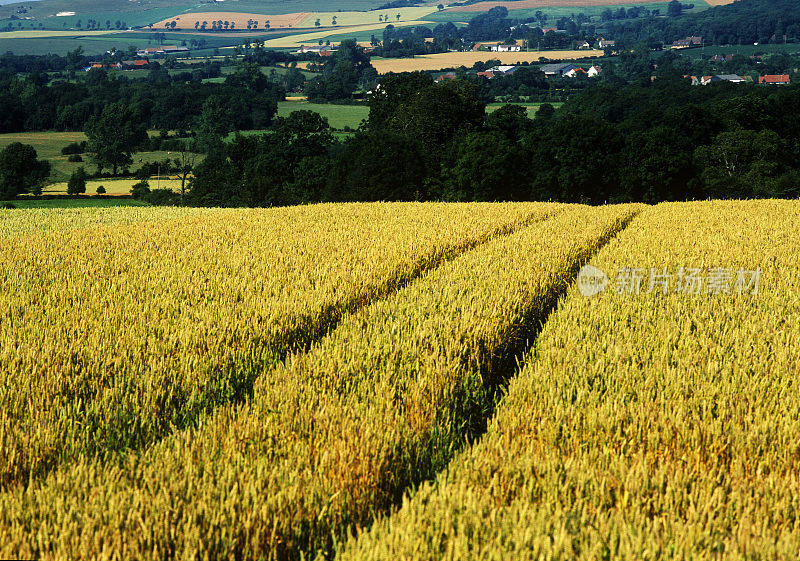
top-left (67, 166), bottom-right (87, 195)
top-left (0, 142), bottom-right (50, 199)
top-left (85, 102), bottom-right (147, 175)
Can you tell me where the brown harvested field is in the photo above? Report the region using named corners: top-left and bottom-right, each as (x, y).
top-left (153, 12), bottom-right (310, 30)
top-left (371, 50), bottom-right (603, 73)
top-left (449, 0), bottom-right (665, 11)
top-left (703, 0), bottom-right (736, 4)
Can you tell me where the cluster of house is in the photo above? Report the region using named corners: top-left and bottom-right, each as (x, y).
top-left (540, 63), bottom-right (602, 78)
top-left (475, 39), bottom-right (616, 52)
top-left (134, 46), bottom-right (189, 57)
top-left (577, 39), bottom-right (615, 50)
top-left (434, 63), bottom-right (602, 82)
top-left (82, 60), bottom-right (150, 72)
top-left (686, 74), bottom-right (791, 85)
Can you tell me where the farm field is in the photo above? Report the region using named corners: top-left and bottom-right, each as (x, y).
top-left (341, 199), bottom-right (800, 559)
top-left (0, 201), bottom-right (640, 558)
top-left (0, 202), bottom-right (554, 489)
top-left (371, 50), bottom-right (603, 73)
top-left (277, 100), bottom-right (369, 129)
top-left (153, 7), bottom-right (437, 31)
top-left (43, 178), bottom-right (183, 195)
top-left (255, 20), bottom-right (436, 48)
top-left (0, 199), bottom-right (797, 559)
top-left (0, 132), bottom-right (186, 184)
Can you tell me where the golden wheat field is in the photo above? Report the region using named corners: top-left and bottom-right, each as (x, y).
top-left (371, 50), bottom-right (604, 73)
top-left (0, 200), bottom-right (796, 560)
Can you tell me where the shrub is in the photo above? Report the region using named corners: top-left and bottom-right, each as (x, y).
top-left (67, 154), bottom-right (83, 162)
top-left (96, 185), bottom-right (106, 195)
top-left (130, 180), bottom-right (151, 199)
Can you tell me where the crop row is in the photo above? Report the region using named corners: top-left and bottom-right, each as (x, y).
top-left (0, 203), bottom-right (640, 560)
top-left (0, 202), bottom-right (554, 487)
top-left (340, 200), bottom-right (800, 560)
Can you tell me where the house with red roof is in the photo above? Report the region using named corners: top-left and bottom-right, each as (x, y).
top-left (759, 74), bottom-right (790, 85)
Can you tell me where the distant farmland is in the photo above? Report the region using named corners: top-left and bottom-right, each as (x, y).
top-left (448, 0), bottom-right (671, 11)
top-left (370, 50), bottom-right (603, 73)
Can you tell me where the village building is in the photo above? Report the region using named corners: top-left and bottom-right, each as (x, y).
top-left (490, 43), bottom-right (521, 52)
top-left (671, 36), bottom-right (703, 49)
top-left (759, 74), bottom-right (791, 85)
top-left (540, 63), bottom-right (579, 78)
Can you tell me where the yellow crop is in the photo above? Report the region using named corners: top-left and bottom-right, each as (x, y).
top-left (0, 203), bottom-right (640, 560)
top-left (0, 206), bottom-right (220, 237)
top-left (0, 202), bottom-right (555, 488)
top-left (340, 199), bottom-right (800, 560)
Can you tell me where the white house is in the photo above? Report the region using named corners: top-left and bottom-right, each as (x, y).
top-left (491, 44), bottom-right (521, 52)
top-left (588, 65), bottom-right (602, 77)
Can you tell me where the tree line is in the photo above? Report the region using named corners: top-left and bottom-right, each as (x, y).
top-left (0, 61), bottom-right (283, 133)
top-left (188, 73), bottom-right (800, 207)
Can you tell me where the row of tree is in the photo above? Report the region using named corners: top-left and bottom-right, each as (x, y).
top-left (0, 61), bottom-right (283, 133)
top-left (187, 73), bottom-right (800, 206)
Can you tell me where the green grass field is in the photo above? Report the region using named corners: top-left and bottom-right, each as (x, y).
top-left (277, 101), bottom-right (369, 129)
top-left (0, 132), bottom-right (190, 184)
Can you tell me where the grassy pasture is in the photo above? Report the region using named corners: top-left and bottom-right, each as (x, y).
top-left (0, 132), bottom-right (189, 185)
top-left (277, 101), bottom-right (368, 129)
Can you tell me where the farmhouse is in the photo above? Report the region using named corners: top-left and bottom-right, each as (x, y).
top-left (540, 63), bottom-right (579, 78)
top-left (577, 41), bottom-right (592, 50)
top-left (671, 36), bottom-right (703, 49)
top-left (597, 39), bottom-right (615, 50)
top-left (588, 65), bottom-right (602, 77)
top-left (564, 67), bottom-right (587, 78)
top-left (697, 74), bottom-right (746, 85)
top-left (759, 74), bottom-right (790, 85)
